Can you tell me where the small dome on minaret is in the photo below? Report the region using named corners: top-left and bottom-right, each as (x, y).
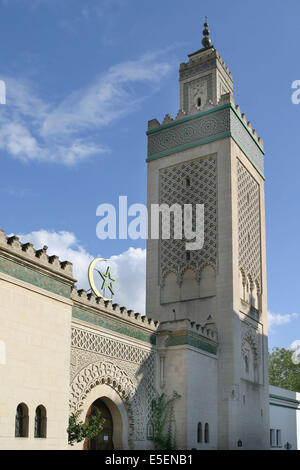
top-left (202, 18), bottom-right (212, 49)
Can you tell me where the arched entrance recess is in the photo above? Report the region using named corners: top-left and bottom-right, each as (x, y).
top-left (84, 398), bottom-right (114, 450)
top-left (78, 384), bottom-right (130, 450)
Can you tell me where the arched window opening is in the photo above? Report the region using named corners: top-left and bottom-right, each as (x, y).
top-left (185, 177), bottom-right (191, 188)
top-left (34, 405), bottom-right (47, 438)
top-left (197, 422), bottom-right (202, 443)
top-left (197, 97), bottom-right (202, 108)
top-left (204, 423), bottom-right (209, 443)
top-left (15, 403), bottom-right (29, 437)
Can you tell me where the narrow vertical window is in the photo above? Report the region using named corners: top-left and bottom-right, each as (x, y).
top-left (276, 429), bottom-right (281, 447)
top-left (245, 355), bottom-right (249, 374)
top-left (204, 423), bottom-right (209, 443)
top-left (34, 405), bottom-right (47, 438)
top-left (15, 403), bottom-right (29, 437)
top-left (186, 252), bottom-right (190, 262)
top-left (270, 429), bottom-right (276, 447)
top-left (186, 177), bottom-right (191, 188)
top-left (197, 422), bottom-right (202, 443)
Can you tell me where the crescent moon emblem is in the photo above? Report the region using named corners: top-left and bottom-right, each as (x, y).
top-left (88, 258), bottom-right (111, 301)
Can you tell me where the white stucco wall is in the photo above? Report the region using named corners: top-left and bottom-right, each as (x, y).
top-left (269, 385), bottom-right (300, 450)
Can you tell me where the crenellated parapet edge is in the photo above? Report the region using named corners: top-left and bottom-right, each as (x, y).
top-left (71, 286), bottom-right (159, 333)
top-left (0, 228), bottom-right (75, 284)
top-left (147, 93), bottom-right (264, 150)
top-left (146, 94), bottom-right (265, 177)
top-left (231, 100), bottom-right (264, 151)
top-left (180, 46), bottom-right (233, 85)
top-left (157, 318), bottom-right (218, 355)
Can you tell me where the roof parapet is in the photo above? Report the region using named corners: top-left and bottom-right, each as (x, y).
top-left (0, 229), bottom-right (75, 280)
top-left (158, 318), bottom-right (218, 343)
top-left (71, 287), bottom-right (159, 331)
top-left (231, 103), bottom-right (264, 150)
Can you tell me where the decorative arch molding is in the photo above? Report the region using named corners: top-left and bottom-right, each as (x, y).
top-left (161, 269), bottom-right (179, 288)
top-left (70, 360), bottom-right (136, 412)
top-left (240, 268), bottom-right (246, 286)
top-left (241, 326), bottom-right (259, 363)
top-left (179, 265), bottom-right (199, 284)
top-left (200, 263), bottom-right (216, 276)
top-left (247, 273), bottom-right (254, 291)
top-left (162, 263), bottom-right (217, 287)
top-left (255, 279), bottom-right (261, 295)
top-left (70, 360), bottom-right (139, 447)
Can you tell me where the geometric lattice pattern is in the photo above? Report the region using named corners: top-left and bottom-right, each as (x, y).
top-left (71, 327), bottom-right (153, 364)
top-left (159, 155), bottom-right (217, 285)
top-left (237, 159), bottom-right (261, 287)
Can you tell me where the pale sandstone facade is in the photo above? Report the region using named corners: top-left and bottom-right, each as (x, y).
top-left (0, 233), bottom-right (74, 450)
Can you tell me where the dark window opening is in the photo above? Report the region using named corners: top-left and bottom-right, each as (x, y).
top-left (15, 403), bottom-right (29, 438)
top-left (34, 405), bottom-right (47, 438)
top-left (204, 423), bottom-right (209, 443)
top-left (197, 422), bottom-right (202, 443)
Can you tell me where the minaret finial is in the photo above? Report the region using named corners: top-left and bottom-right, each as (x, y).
top-left (202, 17), bottom-right (212, 49)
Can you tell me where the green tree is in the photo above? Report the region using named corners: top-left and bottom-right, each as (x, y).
top-left (269, 347), bottom-right (300, 392)
top-left (67, 409), bottom-right (105, 446)
top-left (151, 391), bottom-right (180, 450)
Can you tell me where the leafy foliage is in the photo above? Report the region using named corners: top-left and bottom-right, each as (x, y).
top-left (67, 409), bottom-right (105, 446)
top-left (269, 347), bottom-right (300, 392)
top-left (151, 391), bottom-right (180, 450)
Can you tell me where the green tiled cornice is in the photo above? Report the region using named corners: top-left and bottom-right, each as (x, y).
top-left (0, 255), bottom-right (71, 298)
top-left (146, 104), bottom-right (231, 135)
top-left (147, 104), bottom-right (264, 153)
top-left (167, 332), bottom-right (217, 355)
top-left (146, 103), bottom-right (265, 179)
top-left (72, 305), bottom-right (157, 346)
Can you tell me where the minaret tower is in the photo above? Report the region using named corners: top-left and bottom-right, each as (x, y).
top-left (146, 21), bottom-right (269, 449)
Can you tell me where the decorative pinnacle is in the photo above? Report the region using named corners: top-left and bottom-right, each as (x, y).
top-left (202, 17), bottom-right (212, 49)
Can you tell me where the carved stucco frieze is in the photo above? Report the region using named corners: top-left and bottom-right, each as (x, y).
top-left (70, 327), bottom-right (157, 441)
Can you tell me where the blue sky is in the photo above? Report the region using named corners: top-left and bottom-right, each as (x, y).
top-left (0, 0), bottom-right (299, 351)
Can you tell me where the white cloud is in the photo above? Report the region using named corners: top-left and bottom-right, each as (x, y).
top-left (17, 230), bottom-right (94, 286)
top-left (268, 311), bottom-right (299, 329)
top-left (290, 340), bottom-right (300, 351)
top-left (17, 230), bottom-right (146, 314)
top-left (0, 52), bottom-right (172, 166)
top-left (106, 247), bottom-right (146, 315)
top-left (40, 52), bottom-right (172, 137)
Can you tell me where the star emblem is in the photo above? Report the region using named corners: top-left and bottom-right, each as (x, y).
top-left (96, 267), bottom-right (116, 296)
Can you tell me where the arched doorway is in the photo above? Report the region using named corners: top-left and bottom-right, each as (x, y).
top-left (84, 398), bottom-right (114, 450)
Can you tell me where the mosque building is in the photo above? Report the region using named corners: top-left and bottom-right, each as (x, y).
top-left (0, 22), bottom-right (299, 450)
